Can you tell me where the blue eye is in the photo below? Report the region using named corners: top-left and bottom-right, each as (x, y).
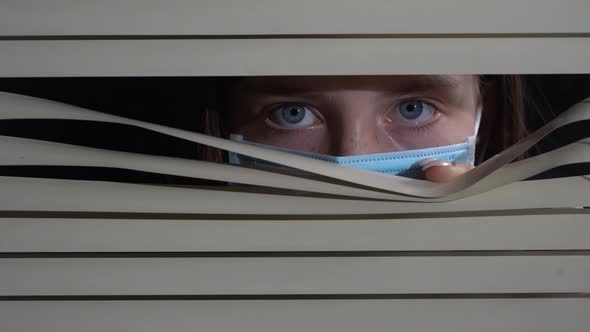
top-left (392, 99), bottom-right (436, 125)
top-left (268, 104), bottom-right (319, 128)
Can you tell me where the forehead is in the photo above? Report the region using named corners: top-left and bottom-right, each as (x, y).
top-left (234, 75), bottom-right (477, 94)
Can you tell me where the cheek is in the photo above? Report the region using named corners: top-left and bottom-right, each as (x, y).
top-left (388, 112), bottom-right (476, 149)
top-left (431, 112), bottom-right (477, 144)
top-left (233, 123), bottom-right (330, 153)
top-left (226, 104), bottom-right (331, 153)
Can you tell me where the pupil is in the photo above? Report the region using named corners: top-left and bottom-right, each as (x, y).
top-left (282, 105), bottom-right (306, 123)
top-left (400, 101), bottom-right (423, 120)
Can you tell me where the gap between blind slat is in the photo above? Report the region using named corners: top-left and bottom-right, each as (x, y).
top-left (1, 135), bottom-right (589, 202)
top-left (0, 93), bottom-right (589, 199)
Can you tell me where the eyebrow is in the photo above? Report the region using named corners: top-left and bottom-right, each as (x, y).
top-left (238, 77), bottom-right (323, 95)
top-left (238, 75), bottom-right (464, 96)
top-left (393, 75), bottom-right (463, 95)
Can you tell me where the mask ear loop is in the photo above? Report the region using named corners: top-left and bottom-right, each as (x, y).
top-left (473, 104), bottom-right (483, 139)
top-left (465, 105), bottom-right (483, 165)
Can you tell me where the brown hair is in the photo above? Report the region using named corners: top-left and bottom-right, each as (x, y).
top-left (477, 75), bottom-right (528, 163)
top-left (197, 75), bottom-right (528, 164)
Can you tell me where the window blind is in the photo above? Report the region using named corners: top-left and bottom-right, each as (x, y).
top-left (0, 91), bottom-right (588, 332)
top-left (1, 1), bottom-right (589, 331)
top-left (1, 0), bottom-right (589, 35)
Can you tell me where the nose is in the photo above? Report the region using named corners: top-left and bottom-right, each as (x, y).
top-left (329, 112), bottom-right (388, 156)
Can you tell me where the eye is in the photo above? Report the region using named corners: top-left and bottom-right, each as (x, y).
top-left (267, 103), bottom-right (320, 128)
top-left (388, 99), bottom-right (437, 125)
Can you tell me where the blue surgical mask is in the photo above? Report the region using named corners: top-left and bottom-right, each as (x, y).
top-left (228, 107), bottom-right (481, 178)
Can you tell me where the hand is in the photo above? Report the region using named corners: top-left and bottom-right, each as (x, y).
top-left (419, 158), bottom-right (475, 182)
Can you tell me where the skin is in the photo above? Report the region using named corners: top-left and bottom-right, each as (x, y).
top-left (225, 75), bottom-right (480, 182)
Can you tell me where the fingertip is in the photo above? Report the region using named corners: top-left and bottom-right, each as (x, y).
top-left (423, 163), bottom-right (474, 182)
top-left (419, 159), bottom-right (453, 171)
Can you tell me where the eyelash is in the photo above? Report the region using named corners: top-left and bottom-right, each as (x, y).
top-left (386, 98), bottom-right (442, 128)
top-left (260, 98), bottom-right (444, 132)
top-left (405, 119), bottom-right (439, 134)
top-left (263, 102), bottom-right (323, 130)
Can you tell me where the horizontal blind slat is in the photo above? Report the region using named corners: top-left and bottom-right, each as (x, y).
top-left (0, 176), bottom-right (587, 214)
top-left (2, 300), bottom-right (590, 332)
top-left (1, 214), bottom-right (589, 252)
top-left (2, 299), bottom-right (589, 332)
top-left (1, 0), bottom-right (589, 35)
top-left (1, 256), bottom-right (589, 295)
top-left (1, 38), bottom-right (590, 76)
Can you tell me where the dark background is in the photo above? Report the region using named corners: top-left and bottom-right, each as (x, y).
top-left (0, 75), bottom-right (588, 183)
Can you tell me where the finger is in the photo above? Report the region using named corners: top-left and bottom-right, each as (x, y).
top-left (419, 159), bottom-right (474, 182)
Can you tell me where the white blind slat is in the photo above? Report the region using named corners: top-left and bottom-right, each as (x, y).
top-left (1, 214), bottom-right (588, 252)
top-left (1, 38), bottom-right (589, 77)
top-left (0, 175), bottom-right (587, 214)
top-left (1, 0), bottom-right (589, 36)
top-left (2, 256), bottom-right (589, 295)
top-left (2, 300), bottom-right (589, 332)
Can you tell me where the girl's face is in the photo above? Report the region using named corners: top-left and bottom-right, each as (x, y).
top-left (225, 75), bottom-right (479, 156)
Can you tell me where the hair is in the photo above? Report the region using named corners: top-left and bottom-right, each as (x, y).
top-left (197, 75), bottom-right (528, 165)
top-left (476, 75), bottom-right (528, 163)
